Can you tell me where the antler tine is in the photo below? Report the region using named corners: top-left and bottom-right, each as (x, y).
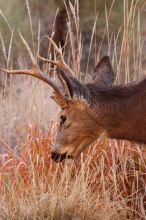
top-left (1, 34), bottom-right (65, 99)
top-left (46, 36), bottom-right (62, 54)
top-left (19, 33), bottom-right (37, 68)
top-left (39, 36), bottom-right (75, 76)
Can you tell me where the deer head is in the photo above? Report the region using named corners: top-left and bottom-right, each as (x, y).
top-left (51, 56), bottom-right (115, 162)
top-left (1, 34), bottom-right (115, 163)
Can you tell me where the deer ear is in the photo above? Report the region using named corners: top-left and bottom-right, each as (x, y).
top-left (93, 56), bottom-right (115, 88)
top-left (56, 68), bottom-right (91, 105)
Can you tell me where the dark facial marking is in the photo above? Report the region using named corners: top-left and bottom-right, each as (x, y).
top-left (60, 115), bottom-right (67, 125)
top-left (51, 151), bottom-right (67, 162)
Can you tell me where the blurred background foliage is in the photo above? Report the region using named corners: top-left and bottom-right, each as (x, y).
top-left (0, 0), bottom-right (146, 69)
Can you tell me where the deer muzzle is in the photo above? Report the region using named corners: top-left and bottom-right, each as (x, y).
top-left (51, 151), bottom-right (67, 162)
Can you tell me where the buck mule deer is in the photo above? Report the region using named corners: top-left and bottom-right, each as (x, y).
top-left (2, 35), bottom-right (146, 163)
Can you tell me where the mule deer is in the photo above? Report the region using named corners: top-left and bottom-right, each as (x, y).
top-left (2, 34), bottom-right (146, 163)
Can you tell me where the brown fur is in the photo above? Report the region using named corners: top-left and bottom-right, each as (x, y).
top-left (87, 78), bottom-right (146, 143)
top-left (51, 57), bottom-right (146, 162)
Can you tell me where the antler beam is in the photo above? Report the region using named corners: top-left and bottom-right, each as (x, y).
top-left (1, 33), bottom-right (65, 99)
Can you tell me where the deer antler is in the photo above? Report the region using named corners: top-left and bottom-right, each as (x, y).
top-left (1, 33), bottom-right (88, 108)
top-left (39, 36), bottom-right (75, 76)
top-left (1, 33), bottom-right (67, 103)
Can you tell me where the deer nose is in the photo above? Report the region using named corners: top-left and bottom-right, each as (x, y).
top-left (51, 151), bottom-right (67, 163)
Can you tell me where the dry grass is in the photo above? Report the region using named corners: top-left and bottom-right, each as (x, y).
top-left (0, 127), bottom-right (146, 219)
top-left (0, 0), bottom-right (146, 219)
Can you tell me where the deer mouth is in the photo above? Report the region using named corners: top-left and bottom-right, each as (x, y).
top-left (51, 151), bottom-right (74, 163)
top-left (51, 151), bottom-right (67, 163)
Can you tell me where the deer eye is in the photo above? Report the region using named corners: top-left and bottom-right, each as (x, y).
top-left (60, 115), bottom-right (66, 125)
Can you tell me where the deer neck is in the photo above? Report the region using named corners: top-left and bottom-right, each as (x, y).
top-left (97, 102), bottom-right (129, 140)
top-left (90, 85), bottom-right (146, 143)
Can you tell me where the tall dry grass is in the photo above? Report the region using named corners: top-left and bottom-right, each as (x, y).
top-left (0, 0), bottom-right (146, 219)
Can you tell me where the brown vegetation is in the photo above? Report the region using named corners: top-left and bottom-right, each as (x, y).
top-left (0, 0), bottom-right (146, 219)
